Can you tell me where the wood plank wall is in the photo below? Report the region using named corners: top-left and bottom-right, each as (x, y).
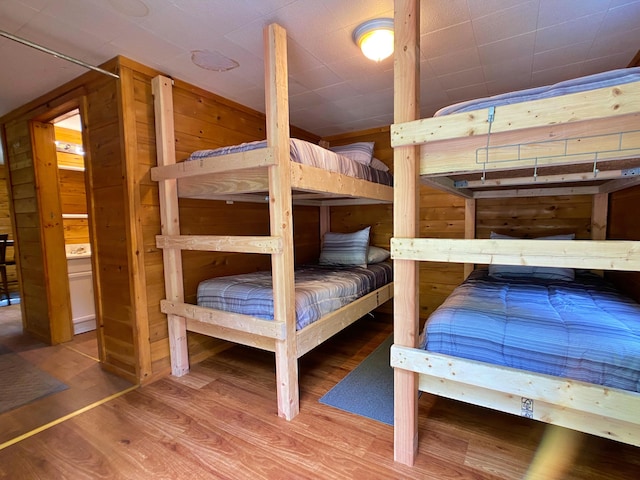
top-left (56, 126), bottom-right (89, 245)
top-left (2, 115), bottom-right (50, 341)
top-left (84, 68), bottom-right (138, 381)
top-left (0, 164), bottom-right (17, 285)
top-left (607, 184), bottom-right (640, 302)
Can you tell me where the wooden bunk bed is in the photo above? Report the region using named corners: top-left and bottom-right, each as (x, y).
top-left (390, 0), bottom-right (640, 466)
top-left (150, 23), bottom-right (393, 420)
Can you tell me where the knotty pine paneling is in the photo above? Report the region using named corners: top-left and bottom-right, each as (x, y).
top-left (54, 126), bottom-right (85, 170)
top-left (58, 169), bottom-right (87, 214)
top-left (84, 73), bottom-right (138, 381)
top-left (607, 184), bottom-right (640, 302)
top-left (476, 195), bottom-right (592, 239)
top-left (0, 165), bottom-right (17, 285)
top-left (2, 116), bottom-right (50, 341)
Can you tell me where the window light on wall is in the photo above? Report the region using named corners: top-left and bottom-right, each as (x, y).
top-left (352, 18), bottom-right (394, 62)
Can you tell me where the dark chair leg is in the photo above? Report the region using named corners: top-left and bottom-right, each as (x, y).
top-left (0, 265), bottom-right (10, 305)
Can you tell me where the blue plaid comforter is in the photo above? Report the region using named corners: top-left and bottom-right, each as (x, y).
top-left (197, 263), bottom-right (392, 331)
top-left (421, 269), bottom-right (640, 392)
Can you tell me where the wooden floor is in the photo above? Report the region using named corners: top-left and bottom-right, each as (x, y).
top-left (0, 303), bottom-right (134, 447)
top-left (0, 312), bottom-right (638, 479)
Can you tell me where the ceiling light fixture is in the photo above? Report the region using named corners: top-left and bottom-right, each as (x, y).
top-left (352, 18), bottom-right (394, 62)
top-left (191, 50), bottom-right (239, 72)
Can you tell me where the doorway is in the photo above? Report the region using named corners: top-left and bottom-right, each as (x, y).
top-left (52, 111), bottom-right (96, 336)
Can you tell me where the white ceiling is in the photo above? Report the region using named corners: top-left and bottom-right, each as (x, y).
top-left (1, 0), bottom-right (639, 137)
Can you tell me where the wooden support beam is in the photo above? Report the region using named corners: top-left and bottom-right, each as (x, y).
top-left (392, 87), bottom-right (640, 148)
top-left (412, 114), bottom-right (640, 177)
top-left (392, 238), bottom-right (640, 271)
top-left (420, 176), bottom-right (473, 198)
top-left (472, 185), bottom-right (601, 198)
top-left (455, 168), bottom-right (635, 189)
top-left (296, 283), bottom-right (393, 357)
top-left (152, 74), bottom-right (189, 377)
top-left (160, 300), bottom-right (286, 339)
top-left (264, 23), bottom-right (299, 420)
top-left (392, 0), bottom-right (420, 466)
top-left (391, 345), bottom-right (640, 447)
top-left (319, 205), bottom-right (330, 242)
top-left (464, 199), bottom-right (476, 279)
top-left (156, 235), bottom-right (282, 254)
top-left (150, 148), bottom-right (276, 181)
top-left (592, 193), bottom-right (608, 241)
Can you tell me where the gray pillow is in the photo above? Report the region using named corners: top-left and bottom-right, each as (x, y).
top-left (488, 231), bottom-right (575, 281)
top-left (329, 142), bottom-right (374, 165)
top-left (368, 246), bottom-right (391, 263)
top-left (370, 157), bottom-right (390, 172)
top-left (319, 227), bottom-right (371, 267)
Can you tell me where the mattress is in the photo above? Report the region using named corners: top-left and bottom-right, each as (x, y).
top-left (421, 269), bottom-right (640, 392)
top-left (188, 138), bottom-right (393, 186)
top-left (435, 67), bottom-right (640, 116)
top-left (197, 262), bottom-right (392, 331)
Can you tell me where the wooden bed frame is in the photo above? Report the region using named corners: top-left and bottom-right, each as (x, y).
top-left (150, 23), bottom-right (392, 421)
top-left (390, 0), bottom-right (640, 465)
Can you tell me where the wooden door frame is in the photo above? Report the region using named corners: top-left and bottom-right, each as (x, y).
top-left (28, 96), bottom-right (101, 350)
top-left (30, 120), bottom-right (73, 343)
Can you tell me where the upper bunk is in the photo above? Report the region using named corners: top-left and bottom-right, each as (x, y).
top-left (391, 67), bottom-right (640, 199)
top-left (151, 136), bottom-right (393, 206)
top-left (150, 23), bottom-right (393, 208)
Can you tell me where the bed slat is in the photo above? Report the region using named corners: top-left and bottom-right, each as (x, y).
top-left (156, 235), bottom-right (282, 254)
top-left (150, 147), bottom-right (277, 181)
top-left (391, 345), bottom-right (640, 446)
top-left (392, 83), bottom-right (640, 148)
top-left (161, 300), bottom-right (286, 340)
top-left (392, 238), bottom-right (640, 271)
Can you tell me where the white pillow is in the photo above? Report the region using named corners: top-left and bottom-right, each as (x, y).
top-left (367, 246), bottom-right (391, 263)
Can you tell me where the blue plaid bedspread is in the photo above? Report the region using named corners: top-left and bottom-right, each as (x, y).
top-left (197, 263), bottom-right (392, 331)
top-left (421, 269), bottom-right (640, 392)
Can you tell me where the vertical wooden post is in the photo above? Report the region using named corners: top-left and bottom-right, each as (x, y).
top-left (591, 192), bottom-right (608, 276)
top-left (319, 205), bottom-right (331, 241)
top-left (592, 193), bottom-right (608, 240)
top-left (464, 198), bottom-right (476, 278)
top-left (152, 75), bottom-right (189, 376)
top-left (265, 23), bottom-right (298, 420)
top-left (393, 0), bottom-right (420, 466)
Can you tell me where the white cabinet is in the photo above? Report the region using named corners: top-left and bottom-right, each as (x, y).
top-left (66, 247), bottom-right (96, 334)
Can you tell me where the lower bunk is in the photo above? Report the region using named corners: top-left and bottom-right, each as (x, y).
top-left (391, 268), bottom-right (640, 458)
top-left (161, 260), bottom-right (393, 410)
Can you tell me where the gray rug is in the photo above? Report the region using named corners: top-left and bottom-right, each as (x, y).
top-left (0, 351), bottom-right (68, 414)
top-left (320, 334), bottom-right (394, 425)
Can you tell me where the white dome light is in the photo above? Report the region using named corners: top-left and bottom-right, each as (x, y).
top-left (353, 18), bottom-right (394, 62)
